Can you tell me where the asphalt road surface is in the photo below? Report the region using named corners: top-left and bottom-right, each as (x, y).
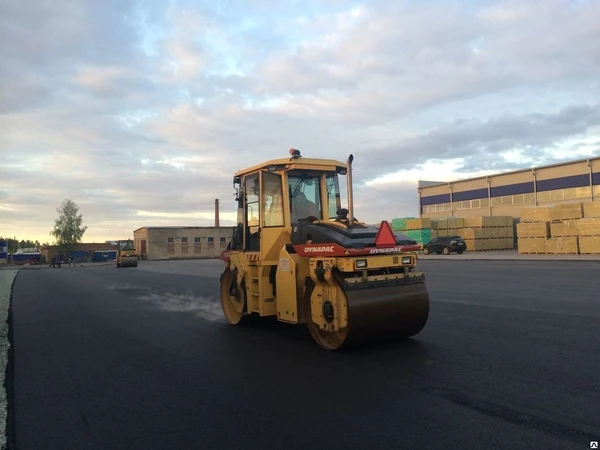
top-left (8, 259), bottom-right (600, 450)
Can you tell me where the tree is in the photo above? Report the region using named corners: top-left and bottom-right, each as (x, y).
top-left (50, 199), bottom-right (88, 253)
top-left (0, 237), bottom-right (40, 252)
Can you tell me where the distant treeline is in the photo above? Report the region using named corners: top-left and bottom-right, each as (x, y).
top-left (0, 237), bottom-right (48, 253)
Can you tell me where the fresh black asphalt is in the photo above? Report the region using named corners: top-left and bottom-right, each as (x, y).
top-left (8, 259), bottom-right (600, 449)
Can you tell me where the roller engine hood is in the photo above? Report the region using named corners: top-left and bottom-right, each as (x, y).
top-left (290, 221), bottom-right (418, 249)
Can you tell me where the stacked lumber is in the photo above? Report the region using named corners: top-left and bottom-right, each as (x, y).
top-left (579, 236), bottom-right (600, 254)
top-left (432, 217), bottom-right (463, 237)
top-left (391, 217), bottom-right (415, 231)
top-left (516, 221), bottom-right (551, 255)
top-left (517, 238), bottom-right (547, 254)
top-left (391, 217), bottom-right (432, 246)
top-left (518, 201), bottom-right (600, 254)
top-left (583, 201), bottom-right (600, 218)
top-left (551, 217), bottom-right (600, 254)
top-left (429, 216), bottom-right (514, 251)
top-left (456, 216), bottom-right (514, 251)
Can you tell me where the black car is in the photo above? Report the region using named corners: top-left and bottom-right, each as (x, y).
top-left (422, 236), bottom-right (467, 255)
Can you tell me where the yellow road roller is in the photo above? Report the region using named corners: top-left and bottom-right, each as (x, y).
top-left (220, 149), bottom-right (429, 350)
top-left (116, 239), bottom-right (138, 268)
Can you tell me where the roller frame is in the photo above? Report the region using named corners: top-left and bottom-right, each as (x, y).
top-left (219, 150), bottom-right (430, 350)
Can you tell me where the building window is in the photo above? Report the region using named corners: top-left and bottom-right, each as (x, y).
top-left (182, 237), bottom-right (188, 243)
top-left (550, 189), bottom-right (563, 201)
top-left (512, 194), bottom-right (524, 205)
top-left (167, 237), bottom-right (174, 243)
top-left (538, 191), bottom-right (550, 203)
top-left (562, 188), bottom-right (576, 200)
top-left (208, 237), bottom-right (214, 249)
top-left (220, 237), bottom-right (227, 248)
top-left (194, 237), bottom-right (201, 253)
top-left (423, 197), bottom-right (495, 213)
top-left (576, 187), bottom-right (591, 198)
top-left (455, 201), bottom-right (469, 210)
top-left (181, 236), bottom-right (188, 254)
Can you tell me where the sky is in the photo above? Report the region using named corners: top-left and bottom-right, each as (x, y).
top-left (1, 0), bottom-right (600, 244)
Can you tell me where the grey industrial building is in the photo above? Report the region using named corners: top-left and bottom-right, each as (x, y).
top-left (418, 156), bottom-right (600, 220)
top-left (133, 226), bottom-right (235, 260)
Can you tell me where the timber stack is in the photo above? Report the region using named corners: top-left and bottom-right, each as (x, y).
top-left (517, 201), bottom-right (600, 254)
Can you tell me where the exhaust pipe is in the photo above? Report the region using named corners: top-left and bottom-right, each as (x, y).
top-left (215, 198), bottom-right (220, 227)
top-left (346, 154), bottom-right (354, 226)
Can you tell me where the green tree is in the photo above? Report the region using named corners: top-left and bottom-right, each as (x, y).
top-left (0, 237), bottom-right (42, 252)
top-left (50, 199), bottom-right (88, 253)
top-left (0, 237), bottom-right (21, 253)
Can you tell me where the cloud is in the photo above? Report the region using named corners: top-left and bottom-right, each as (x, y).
top-left (2, 0), bottom-right (600, 242)
top-left (360, 104), bottom-right (600, 179)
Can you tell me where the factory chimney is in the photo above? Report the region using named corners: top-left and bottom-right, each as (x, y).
top-left (214, 198), bottom-right (220, 227)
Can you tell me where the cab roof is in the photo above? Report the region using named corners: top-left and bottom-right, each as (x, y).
top-left (234, 153), bottom-right (348, 177)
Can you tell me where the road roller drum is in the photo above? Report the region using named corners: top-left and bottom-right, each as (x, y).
top-left (119, 256), bottom-right (138, 268)
top-left (343, 284), bottom-right (429, 345)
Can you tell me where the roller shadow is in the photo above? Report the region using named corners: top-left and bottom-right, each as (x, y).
top-left (216, 312), bottom-right (432, 362)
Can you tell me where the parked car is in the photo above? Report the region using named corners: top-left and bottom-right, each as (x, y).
top-left (422, 236), bottom-right (467, 255)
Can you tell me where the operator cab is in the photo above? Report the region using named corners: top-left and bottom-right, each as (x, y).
top-left (119, 240), bottom-right (134, 251)
top-left (228, 149), bottom-right (349, 253)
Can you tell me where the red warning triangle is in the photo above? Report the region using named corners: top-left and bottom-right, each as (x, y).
top-left (375, 220), bottom-right (397, 248)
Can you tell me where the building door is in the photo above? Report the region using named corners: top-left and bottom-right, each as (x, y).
top-left (141, 240), bottom-right (147, 259)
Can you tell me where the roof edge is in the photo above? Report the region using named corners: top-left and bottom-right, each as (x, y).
top-left (420, 155), bottom-right (600, 188)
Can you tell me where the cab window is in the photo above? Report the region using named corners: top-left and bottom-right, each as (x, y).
top-left (288, 173), bottom-right (322, 224)
top-left (245, 173), bottom-right (260, 245)
top-left (263, 171), bottom-right (284, 227)
top-left (326, 172), bottom-right (346, 219)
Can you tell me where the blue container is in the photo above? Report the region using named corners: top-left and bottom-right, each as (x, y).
top-left (94, 250), bottom-right (117, 262)
top-left (13, 252), bottom-right (41, 263)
